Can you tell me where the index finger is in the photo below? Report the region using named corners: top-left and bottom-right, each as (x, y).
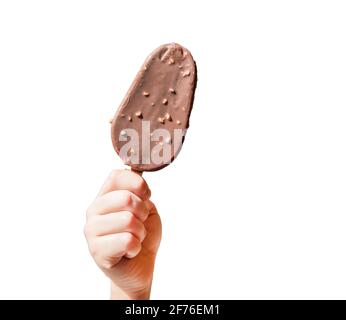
top-left (97, 169), bottom-right (151, 200)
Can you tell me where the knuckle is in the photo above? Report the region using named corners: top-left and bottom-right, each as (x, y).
top-left (109, 169), bottom-right (121, 180)
top-left (135, 179), bottom-right (147, 195)
top-left (122, 191), bottom-right (133, 206)
top-left (101, 260), bottom-right (114, 271)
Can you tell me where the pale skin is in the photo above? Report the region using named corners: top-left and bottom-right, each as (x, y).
top-left (84, 169), bottom-right (162, 300)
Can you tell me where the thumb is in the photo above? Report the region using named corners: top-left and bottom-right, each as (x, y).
top-left (142, 200), bottom-right (162, 255)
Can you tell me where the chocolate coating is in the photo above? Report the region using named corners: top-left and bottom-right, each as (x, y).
top-left (111, 43), bottom-right (197, 171)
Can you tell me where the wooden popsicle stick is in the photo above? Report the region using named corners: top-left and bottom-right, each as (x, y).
top-left (130, 168), bottom-right (143, 176)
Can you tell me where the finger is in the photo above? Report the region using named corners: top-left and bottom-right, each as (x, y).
top-left (92, 233), bottom-right (142, 267)
top-left (85, 211), bottom-right (146, 242)
top-left (97, 169), bottom-right (151, 200)
top-left (87, 190), bottom-right (149, 222)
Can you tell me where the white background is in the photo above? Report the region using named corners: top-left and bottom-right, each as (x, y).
top-left (0, 0), bottom-right (345, 299)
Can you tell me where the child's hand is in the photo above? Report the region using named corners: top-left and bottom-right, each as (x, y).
top-left (85, 170), bottom-right (162, 300)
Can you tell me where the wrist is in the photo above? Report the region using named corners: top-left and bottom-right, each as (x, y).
top-left (110, 281), bottom-right (152, 300)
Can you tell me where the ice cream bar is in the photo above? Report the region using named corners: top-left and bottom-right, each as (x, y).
top-left (111, 43), bottom-right (197, 172)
